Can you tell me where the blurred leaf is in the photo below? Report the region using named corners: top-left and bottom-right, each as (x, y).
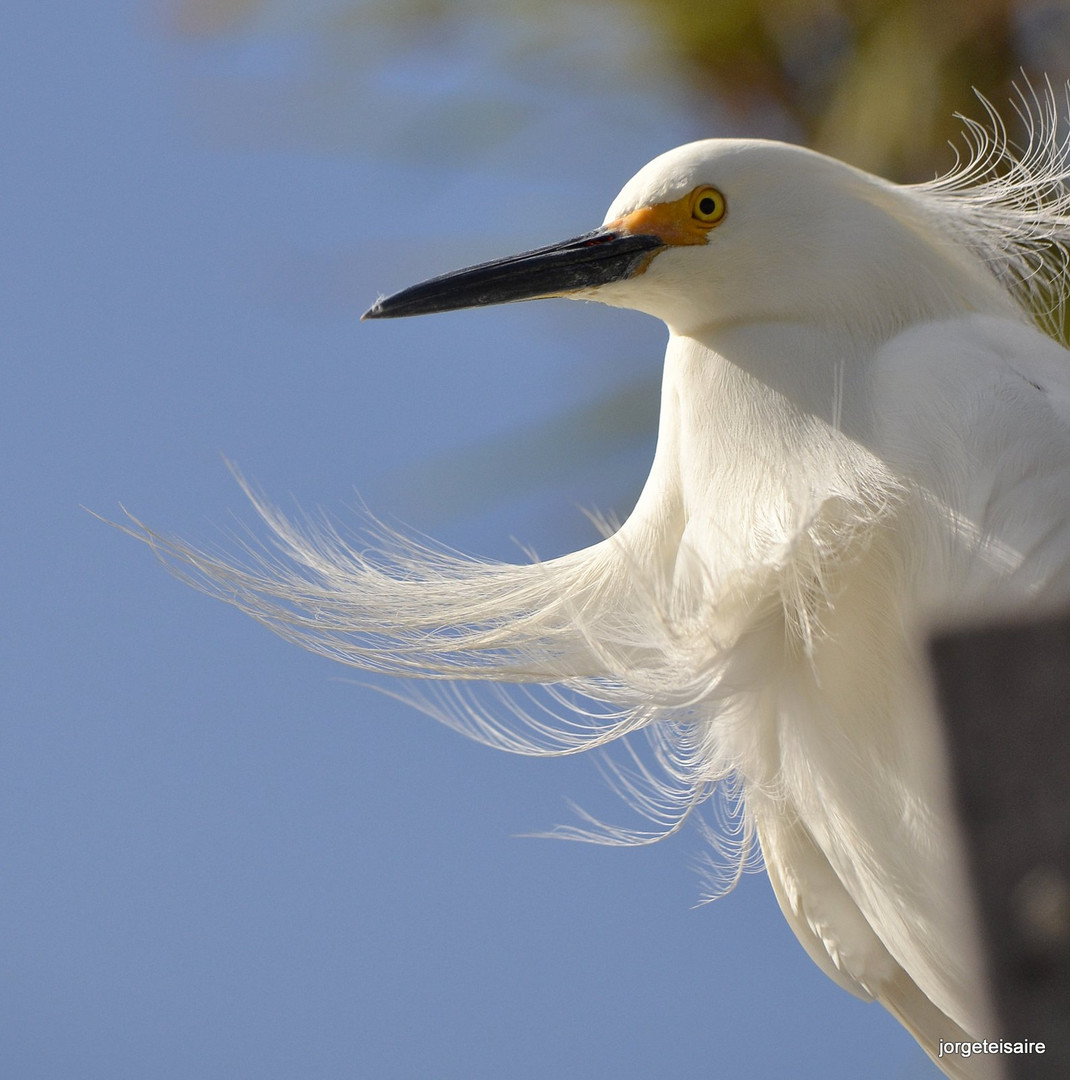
top-left (624, 0), bottom-right (1032, 177)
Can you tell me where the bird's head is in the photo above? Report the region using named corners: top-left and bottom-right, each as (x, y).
top-left (363, 139), bottom-right (1005, 339)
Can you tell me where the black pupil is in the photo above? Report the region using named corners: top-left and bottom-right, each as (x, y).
top-left (698, 196), bottom-right (717, 216)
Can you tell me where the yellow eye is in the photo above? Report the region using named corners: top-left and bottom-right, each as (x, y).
top-left (691, 186), bottom-right (726, 226)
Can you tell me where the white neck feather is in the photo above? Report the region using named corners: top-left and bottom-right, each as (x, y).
top-left (620, 325), bottom-right (898, 589)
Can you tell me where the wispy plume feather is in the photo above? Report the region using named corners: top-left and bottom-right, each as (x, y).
top-left (118, 460), bottom-right (783, 874)
top-left (914, 78), bottom-right (1070, 340)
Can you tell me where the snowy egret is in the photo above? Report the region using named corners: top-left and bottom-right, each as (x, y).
top-left (131, 89), bottom-right (1070, 1079)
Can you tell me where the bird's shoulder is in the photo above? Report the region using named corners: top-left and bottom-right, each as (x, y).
top-left (866, 313), bottom-right (1070, 471)
top-left (866, 313), bottom-right (1070, 606)
top-left (869, 313), bottom-right (1070, 432)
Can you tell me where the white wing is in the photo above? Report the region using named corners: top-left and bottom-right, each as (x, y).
top-left (870, 313), bottom-right (1070, 613)
top-left (764, 313), bottom-right (1070, 1076)
top-left (759, 806), bottom-right (1003, 1080)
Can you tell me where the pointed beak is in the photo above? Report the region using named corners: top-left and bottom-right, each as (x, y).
top-left (362, 227), bottom-right (665, 320)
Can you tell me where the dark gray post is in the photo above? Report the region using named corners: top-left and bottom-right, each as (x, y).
top-left (929, 613), bottom-right (1070, 1080)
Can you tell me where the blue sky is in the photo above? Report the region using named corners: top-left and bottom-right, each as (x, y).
top-left (3, 3), bottom-right (943, 1076)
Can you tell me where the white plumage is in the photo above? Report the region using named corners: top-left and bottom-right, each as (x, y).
top-left (131, 89), bottom-right (1070, 1078)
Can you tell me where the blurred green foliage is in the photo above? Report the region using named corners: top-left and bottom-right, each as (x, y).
top-left (162, 0), bottom-right (1070, 526)
top-left (167, 0), bottom-right (1068, 179)
top-left (624, 0), bottom-right (1028, 178)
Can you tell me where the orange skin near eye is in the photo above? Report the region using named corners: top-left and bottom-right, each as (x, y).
top-left (609, 187), bottom-right (725, 248)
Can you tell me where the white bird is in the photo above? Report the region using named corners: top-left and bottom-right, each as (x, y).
top-left (132, 89), bottom-right (1070, 1079)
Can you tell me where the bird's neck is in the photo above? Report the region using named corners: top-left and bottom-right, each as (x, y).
top-left (687, 318), bottom-right (882, 431)
top-left (623, 321), bottom-right (895, 582)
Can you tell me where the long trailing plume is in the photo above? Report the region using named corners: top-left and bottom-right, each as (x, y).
top-left (120, 460), bottom-right (775, 869)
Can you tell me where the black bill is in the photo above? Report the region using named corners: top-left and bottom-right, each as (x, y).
top-left (362, 228), bottom-right (664, 320)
